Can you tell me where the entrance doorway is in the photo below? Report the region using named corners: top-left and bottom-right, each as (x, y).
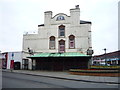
top-left (14, 62), bottom-right (21, 70)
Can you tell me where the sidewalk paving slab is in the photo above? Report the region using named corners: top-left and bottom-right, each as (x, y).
top-left (2, 69), bottom-right (119, 84)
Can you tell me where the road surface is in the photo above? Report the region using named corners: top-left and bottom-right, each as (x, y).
top-left (2, 71), bottom-right (118, 88)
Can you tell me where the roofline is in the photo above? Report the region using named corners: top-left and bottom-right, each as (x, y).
top-left (80, 20), bottom-right (92, 24)
top-left (93, 50), bottom-right (120, 57)
top-left (2, 51), bottom-right (22, 53)
top-left (38, 24), bottom-right (44, 27)
top-left (38, 20), bottom-right (92, 27)
top-left (52, 13), bottom-right (70, 19)
top-left (28, 56), bottom-right (91, 58)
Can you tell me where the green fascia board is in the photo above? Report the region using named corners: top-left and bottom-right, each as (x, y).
top-left (28, 52), bottom-right (90, 58)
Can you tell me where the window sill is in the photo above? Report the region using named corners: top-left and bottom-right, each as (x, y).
top-left (69, 47), bottom-right (75, 49)
top-left (49, 48), bottom-right (55, 50)
top-left (59, 36), bottom-right (65, 38)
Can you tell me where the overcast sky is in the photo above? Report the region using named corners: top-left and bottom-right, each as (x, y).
top-left (0, 0), bottom-right (119, 55)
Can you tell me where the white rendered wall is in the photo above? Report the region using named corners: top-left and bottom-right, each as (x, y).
top-left (23, 6), bottom-right (92, 55)
top-left (7, 52), bottom-right (22, 69)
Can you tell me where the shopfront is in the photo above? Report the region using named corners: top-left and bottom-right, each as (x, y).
top-left (28, 52), bottom-right (91, 71)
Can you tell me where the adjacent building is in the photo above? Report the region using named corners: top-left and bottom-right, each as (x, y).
top-left (92, 50), bottom-right (120, 66)
top-left (22, 5), bottom-right (93, 71)
top-left (2, 52), bottom-right (22, 70)
top-left (0, 53), bottom-right (3, 69)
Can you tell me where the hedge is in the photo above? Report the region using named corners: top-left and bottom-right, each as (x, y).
top-left (69, 69), bottom-right (119, 73)
top-left (90, 65), bottom-right (120, 69)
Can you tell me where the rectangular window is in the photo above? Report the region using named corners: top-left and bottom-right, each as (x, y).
top-left (69, 41), bottom-right (75, 48)
top-left (59, 25), bottom-right (65, 37)
top-left (50, 41), bottom-right (55, 49)
top-left (59, 45), bottom-right (65, 53)
top-left (60, 31), bottom-right (65, 36)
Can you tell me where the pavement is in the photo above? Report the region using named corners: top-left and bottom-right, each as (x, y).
top-left (2, 69), bottom-right (119, 84)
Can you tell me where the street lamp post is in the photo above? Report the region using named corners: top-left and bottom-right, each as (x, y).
top-left (103, 48), bottom-right (107, 66)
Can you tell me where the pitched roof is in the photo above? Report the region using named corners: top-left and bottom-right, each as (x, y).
top-left (93, 50), bottom-right (120, 59)
top-left (80, 20), bottom-right (92, 24)
top-left (38, 24), bottom-right (44, 27)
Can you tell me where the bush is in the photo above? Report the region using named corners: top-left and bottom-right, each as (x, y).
top-left (69, 69), bottom-right (119, 73)
top-left (90, 65), bottom-right (120, 69)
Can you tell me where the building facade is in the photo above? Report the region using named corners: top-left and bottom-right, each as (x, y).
top-left (22, 5), bottom-right (93, 71)
top-left (2, 52), bottom-right (22, 70)
top-left (0, 53), bottom-right (3, 69)
top-left (92, 50), bottom-right (120, 66)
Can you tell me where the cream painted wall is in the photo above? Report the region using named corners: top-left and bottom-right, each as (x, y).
top-left (23, 6), bottom-right (92, 57)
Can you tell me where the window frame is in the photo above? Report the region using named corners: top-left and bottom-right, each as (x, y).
top-left (59, 40), bottom-right (65, 53)
top-left (69, 35), bottom-right (75, 49)
top-left (56, 16), bottom-right (65, 21)
top-left (49, 36), bottom-right (55, 49)
top-left (59, 25), bottom-right (65, 37)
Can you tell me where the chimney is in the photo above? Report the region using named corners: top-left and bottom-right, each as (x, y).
top-left (44, 11), bottom-right (52, 26)
top-left (75, 5), bottom-right (79, 9)
top-left (70, 5), bottom-right (80, 25)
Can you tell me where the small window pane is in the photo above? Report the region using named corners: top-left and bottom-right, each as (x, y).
top-left (69, 35), bottom-right (75, 48)
top-left (59, 40), bottom-right (65, 53)
top-left (70, 41), bottom-right (74, 48)
top-left (60, 45), bottom-right (65, 52)
top-left (57, 16), bottom-right (65, 20)
top-left (50, 36), bottom-right (55, 49)
top-left (50, 41), bottom-right (55, 48)
top-left (59, 25), bottom-right (65, 37)
top-left (60, 32), bottom-right (64, 36)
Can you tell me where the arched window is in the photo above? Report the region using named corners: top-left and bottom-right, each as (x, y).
top-left (69, 35), bottom-right (75, 49)
top-left (49, 36), bottom-right (55, 49)
top-left (59, 25), bottom-right (65, 37)
top-left (59, 40), bottom-right (65, 53)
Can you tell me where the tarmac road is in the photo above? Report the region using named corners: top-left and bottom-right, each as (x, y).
top-left (2, 72), bottom-right (118, 89)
